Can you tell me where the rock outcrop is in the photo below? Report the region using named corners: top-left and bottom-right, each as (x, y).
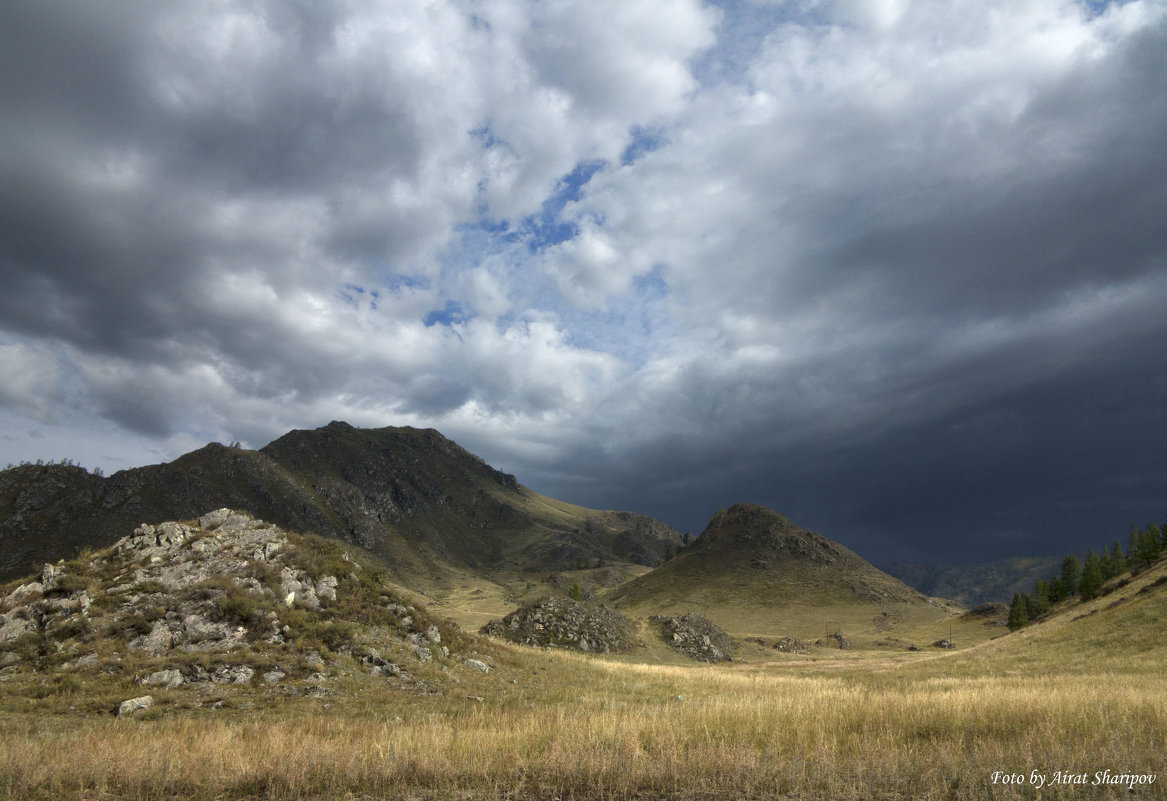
top-left (0, 509), bottom-right (468, 697)
top-left (650, 613), bottom-right (735, 662)
top-left (480, 596), bottom-right (637, 653)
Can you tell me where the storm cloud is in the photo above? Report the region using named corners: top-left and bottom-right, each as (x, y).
top-left (1, 0), bottom-right (1165, 563)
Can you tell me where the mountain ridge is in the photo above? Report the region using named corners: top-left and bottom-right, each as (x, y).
top-left (0, 423), bottom-right (684, 584)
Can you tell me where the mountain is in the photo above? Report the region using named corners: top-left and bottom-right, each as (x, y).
top-left (0, 422), bottom-right (684, 584)
top-left (880, 556), bottom-right (1065, 606)
top-left (607, 503), bottom-right (956, 641)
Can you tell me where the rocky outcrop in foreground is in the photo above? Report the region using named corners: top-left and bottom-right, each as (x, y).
top-left (0, 509), bottom-right (486, 697)
top-left (650, 613), bottom-right (735, 662)
top-left (480, 596), bottom-right (637, 653)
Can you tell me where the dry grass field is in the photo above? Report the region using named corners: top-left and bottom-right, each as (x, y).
top-left (2, 560), bottom-right (1164, 800)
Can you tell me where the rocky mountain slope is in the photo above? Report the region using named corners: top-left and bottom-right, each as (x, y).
top-left (0, 509), bottom-right (506, 709)
top-left (0, 422), bottom-right (685, 583)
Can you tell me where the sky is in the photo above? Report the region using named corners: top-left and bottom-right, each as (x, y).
top-left (2, 0), bottom-right (1165, 565)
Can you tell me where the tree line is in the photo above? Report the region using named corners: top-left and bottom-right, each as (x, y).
top-left (1008, 520), bottom-right (1167, 629)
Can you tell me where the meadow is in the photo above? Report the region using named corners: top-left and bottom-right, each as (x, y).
top-left (2, 639), bottom-right (1164, 800)
top-left (2, 549), bottom-right (1164, 801)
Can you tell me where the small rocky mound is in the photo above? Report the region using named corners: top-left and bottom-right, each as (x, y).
top-left (480, 596), bottom-right (637, 653)
top-left (959, 602), bottom-right (1008, 626)
top-left (773, 635), bottom-right (810, 654)
top-left (0, 509), bottom-right (471, 695)
top-left (815, 630), bottom-right (851, 650)
top-left (650, 613), bottom-right (735, 662)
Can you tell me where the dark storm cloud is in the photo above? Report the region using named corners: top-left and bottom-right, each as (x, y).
top-left (1, 0), bottom-right (1164, 565)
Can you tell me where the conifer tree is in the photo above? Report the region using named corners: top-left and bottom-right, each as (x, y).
top-left (1008, 593), bottom-right (1029, 630)
top-left (1033, 579), bottom-right (1051, 616)
top-left (1061, 554), bottom-right (1081, 597)
top-left (1111, 540), bottom-right (1126, 574)
top-left (1048, 575), bottom-right (1065, 604)
top-left (1080, 551), bottom-right (1103, 601)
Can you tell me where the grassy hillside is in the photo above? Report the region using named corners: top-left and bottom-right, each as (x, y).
top-left (2, 548), bottom-right (1163, 800)
top-left (608, 503), bottom-right (960, 645)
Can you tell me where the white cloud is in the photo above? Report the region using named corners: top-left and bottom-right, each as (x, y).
top-left (0, 342), bottom-right (62, 422)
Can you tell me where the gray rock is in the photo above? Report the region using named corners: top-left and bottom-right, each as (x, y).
top-left (41, 563), bottom-right (63, 592)
top-left (189, 537), bottom-right (222, 557)
top-left (198, 508), bottom-right (232, 530)
top-left (263, 670), bottom-right (286, 684)
top-left (154, 522), bottom-right (189, 548)
top-left (144, 669), bottom-right (184, 688)
top-left (129, 620), bottom-right (174, 655)
top-left (212, 665), bottom-right (254, 684)
top-left (117, 695), bottom-right (154, 716)
top-left (315, 575), bottom-right (338, 603)
top-left (181, 614), bottom-right (231, 645)
top-left (3, 582), bottom-right (44, 608)
top-left (0, 612), bottom-right (35, 644)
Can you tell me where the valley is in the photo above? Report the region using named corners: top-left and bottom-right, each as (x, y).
top-left (0, 423), bottom-right (1163, 800)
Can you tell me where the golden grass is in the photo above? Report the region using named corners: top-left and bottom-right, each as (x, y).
top-left (3, 559), bottom-right (1164, 800)
top-left (2, 647), bottom-right (1164, 800)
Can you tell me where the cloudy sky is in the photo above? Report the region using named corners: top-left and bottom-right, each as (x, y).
top-left (2, 0), bottom-right (1165, 563)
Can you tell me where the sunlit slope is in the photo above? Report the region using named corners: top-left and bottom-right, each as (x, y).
top-left (949, 557), bottom-right (1167, 676)
top-left (608, 503), bottom-right (959, 642)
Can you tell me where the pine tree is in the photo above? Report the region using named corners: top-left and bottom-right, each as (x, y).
top-left (1111, 539), bottom-right (1126, 574)
top-left (1080, 551), bottom-right (1104, 601)
top-left (1133, 525), bottom-right (1162, 569)
top-left (1061, 554), bottom-right (1081, 597)
top-left (1033, 579), bottom-right (1051, 616)
top-left (1008, 593), bottom-right (1029, 630)
top-left (1048, 575), bottom-right (1065, 604)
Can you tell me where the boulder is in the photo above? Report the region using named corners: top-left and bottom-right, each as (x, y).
top-left (144, 669), bottom-right (184, 688)
top-left (117, 695), bottom-right (154, 716)
top-left (198, 508), bottom-right (232, 530)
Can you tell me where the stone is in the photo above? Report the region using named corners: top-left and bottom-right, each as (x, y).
top-left (154, 522), bottom-right (189, 548)
top-left (190, 537), bottom-right (221, 557)
top-left (41, 563), bottom-right (63, 592)
top-left (651, 613), bottom-right (735, 662)
top-left (181, 614), bottom-right (231, 645)
top-left (144, 669), bottom-right (184, 688)
top-left (117, 695), bottom-right (154, 716)
top-left (0, 612), bottom-right (35, 644)
top-left (3, 582), bottom-right (44, 608)
top-left (263, 670), bottom-right (286, 684)
top-left (774, 636), bottom-right (810, 654)
top-left (198, 508), bottom-right (232, 530)
top-left (129, 620), bottom-right (174, 655)
top-left (315, 576), bottom-right (338, 603)
top-left (212, 665), bottom-right (254, 684)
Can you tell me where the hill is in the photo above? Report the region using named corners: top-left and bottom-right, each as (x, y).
top-left (881, 555), bottom-right (1064, 606)
top-left (0, 423), bottom-right (684, 586)
top-left (608, 503), bottom-right (957, 643)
